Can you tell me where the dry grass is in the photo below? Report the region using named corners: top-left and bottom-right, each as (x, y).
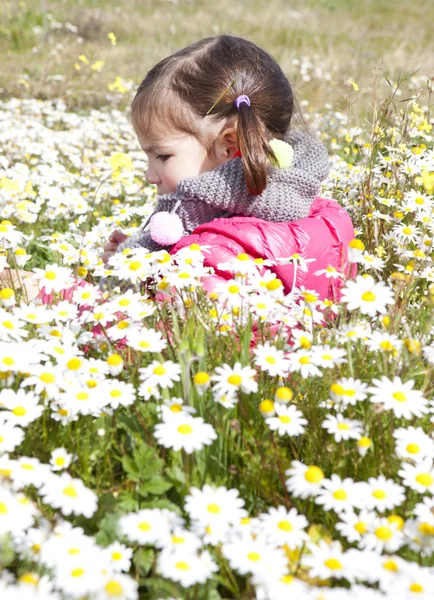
top-left (0, 0), bottom-right (433, 115)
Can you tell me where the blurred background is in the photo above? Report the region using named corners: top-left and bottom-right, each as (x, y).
top-left (0, 0), bottom-right (433, 117)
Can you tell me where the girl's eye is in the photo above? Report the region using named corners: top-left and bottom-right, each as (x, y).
top-left (155, 154), bottom-right (171, 162)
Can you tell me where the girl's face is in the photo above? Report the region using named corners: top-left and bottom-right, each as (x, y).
top-left (136, 119), bottom-right (238, 195)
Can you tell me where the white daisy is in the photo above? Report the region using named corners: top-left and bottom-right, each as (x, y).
top-left (211, 362), bottom-right (258, 395)
top-left (40, 473), bottom-right (98, 518)
top-left (31, 263), bottom-right (74, 295)
top-left (368, 376), bottom-right (428, 418)
top-left (157, 548), bottom-right (218, 588)
top-left (314, 475), bottom-right (359, 513)
top-left (335, 510), bottom-right (376, 543)
top-left (285, 461), bottom-right (325, 498)
top-left (0, 415), bottom-right (24, 452)
top-left (50, 448), bottom-right (73, 472)
top-left (1, 389), bottom-right (44, 427)
top-left (222, 532), bottom-right (288, 579)
top-left (398, 458), bottom-right (434, 494)
top-left (340, 274), bottom-right (395, 316)
top-left (154, 414), bottom-right (217, 454)
top-left (265, 403), bottom-right (307, 437)
top-left (184, 484), bottom-right (248, 529)
top-left (253, 505), bottom-right (308, 549)
top-left (286, 348), bottom-right (322, 378)
top-left (358, 516), bottom-right (405, 554)
top-left (139, 360), bottom-right (181, 389)
top-left (321, 414), bottom-right (363, 442)
top-left (358, 475), bottom-right (406, 512)
top-left (252, 342), bottom-right (289, 377)
top-left (393, 426), bottom-right (434, 462)
top-left (301, 540), bottom-right (355, 582)
top-left (125, 327), bottom-right (167, 353)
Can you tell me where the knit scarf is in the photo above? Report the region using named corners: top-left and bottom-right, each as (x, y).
top-left (117, 128), bottom-right (330, 254)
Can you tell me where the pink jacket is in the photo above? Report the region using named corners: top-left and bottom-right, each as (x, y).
top-left (170, 197), bottom-right (356, 301)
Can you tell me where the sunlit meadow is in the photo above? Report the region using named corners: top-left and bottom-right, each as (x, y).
top-left (0, 4), bottom-right (434, 599)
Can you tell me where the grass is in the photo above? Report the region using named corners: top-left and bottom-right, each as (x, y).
top-left (0, 0), bottom-right (433, 116)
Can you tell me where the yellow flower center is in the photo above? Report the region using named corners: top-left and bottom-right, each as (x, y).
top-left (63, 485), bottom-right (77, 497)
top-left (410, 584), bottom-right (424, 593)
top-left (12, 406), bottom-right (26, 416)
top-left (304, 466), bottom-right (324, 484)
top-left (175, 561), bottom-right (190, 570)
top-left (247, 552), bottom-right (261, 561)
top-left (415, 473), bottom-right (433, 487)
top-left (138, 522), bottom-right (151, 531)
top-left (279, 415), bottom-right (291, 424)
top-left (333, 489), bottom-right (347, 501)
top-left (354, 521), bottom-right (367, 534)
top-left (362, 291), bottom-right (376, 302)
top-left (372, 489), bottom-right (387, 499)
top-left (275, 387), bottom-right (293, 401)
top-left (153, 365), bottom-right (166, 376)
top-left (105, 581), bottom-right (124, 597)
top-left (324, 558), bottom-right (343, 570)
top-left (207, 503), bottom-right (221, 514)
top-left (337, 423), bottom-right (350, 430)
top-left (227, 374), bottom-right (242, 385)
top-left (383, 559), bottom-right (398, 572)
top-left (194, 372), bottom-right (210, 385)
top-left (277, 520), bottom-right (293, 532)
top-left (266, 279), bottom-right (282, 291)
top-left (375, 526), bottom-right (392, 541)
top-left (67, 358), bottom-right (81, 370)
top-left (259, 399), bottom-right (274, 413)
top-left (177, 424), bottom-right (193, 435)
top-left (107, 354), bottom-right (123, 366)
top-left (71, 568), bottom-right (84, 578)
top-left (392, 391), bottom-right (407, 402)
top-left (228, 285), bottom-right (239, 294)
top-left (45, 271), bottom-right (56, 280)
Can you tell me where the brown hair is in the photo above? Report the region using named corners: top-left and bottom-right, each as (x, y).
top-left (131, 35), bottom-right (309, 195)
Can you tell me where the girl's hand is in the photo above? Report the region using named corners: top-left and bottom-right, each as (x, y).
top-left (102, 230), bottom-right (128, 265)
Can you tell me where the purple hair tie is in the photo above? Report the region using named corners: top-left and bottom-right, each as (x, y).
top-left (235, 94), bottom-right (251, 110)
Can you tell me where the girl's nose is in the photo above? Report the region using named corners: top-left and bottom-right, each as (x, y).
top-left (145, 167), bottom-right (161, 186)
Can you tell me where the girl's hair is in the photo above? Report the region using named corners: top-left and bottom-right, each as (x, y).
top-left (131, 35), bottom-right (309, 195)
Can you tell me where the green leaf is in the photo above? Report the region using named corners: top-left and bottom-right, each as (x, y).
top-left (95, 512), bottom-right (120, 547)
top-left (115, 491), bottom-right (137, 512)
top-left (121, 456), bottom-right (140, 482)
top-left (140, 498), bottom-right (183, 514)
top-left (240, 312), bottom-right (253, 363)
top-left (133, 547), bottom-right (154, 577)
top-left (117, 413), bottom-right (143, 435)
top-left (138, 477), bottom-right (173, 496)
top-left (165, 465), bottom-right (186, 485)
top-left (133, 443), bottom-right (165, 481)
top-left (141, 577), bottom-right (181, 595)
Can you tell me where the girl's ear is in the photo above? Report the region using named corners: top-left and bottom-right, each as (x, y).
top-left (214, 121), bottom-right (239, 161)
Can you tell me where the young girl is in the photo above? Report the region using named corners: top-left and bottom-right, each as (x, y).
top-left (102, 34), bottom-right (351, 290)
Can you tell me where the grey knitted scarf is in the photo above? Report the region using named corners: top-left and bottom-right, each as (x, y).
top-left (117, 129), bottom-right (330, 254)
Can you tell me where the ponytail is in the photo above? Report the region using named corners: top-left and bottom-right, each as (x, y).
top-left (236, 99), bottom-right (279, 196)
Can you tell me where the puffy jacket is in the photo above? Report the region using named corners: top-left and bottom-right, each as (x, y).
top-left (170, 197), bottom-right (356, 300)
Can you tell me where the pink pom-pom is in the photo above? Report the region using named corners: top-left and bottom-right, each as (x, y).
top-left (150, 211), bottom-right (184, 245)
